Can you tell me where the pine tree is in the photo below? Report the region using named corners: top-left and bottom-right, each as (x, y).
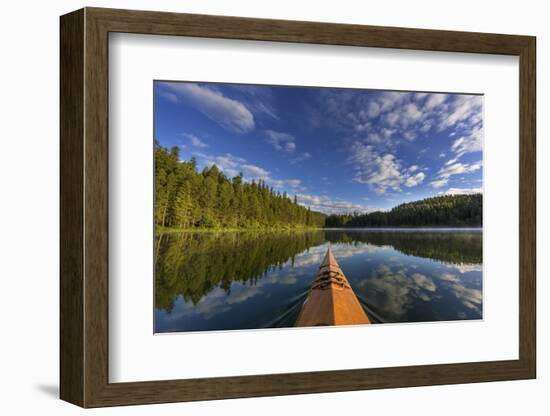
top-left (154, 145), bottom-right (327, 230)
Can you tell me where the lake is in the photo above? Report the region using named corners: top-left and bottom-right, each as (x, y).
top-left (154, 229), bottom-right (482, 333)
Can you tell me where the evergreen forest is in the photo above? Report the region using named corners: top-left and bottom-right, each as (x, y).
top-left (155, 144), bottom-right (325, 229)
top-left (155, 144), bottom-right (482, 230)
top-left (325, 194), bottom-right (482, 228)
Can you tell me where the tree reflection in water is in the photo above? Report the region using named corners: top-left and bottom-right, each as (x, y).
top-left (155, 229), bottom-right (482, 332)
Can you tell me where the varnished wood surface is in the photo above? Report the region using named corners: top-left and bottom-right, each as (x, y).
top-left (60, 7), bottom-right (536, 407)
top-left (295, 248), bottom-right (370, 326)
top-left (60, 9), bottom-right (84, 406)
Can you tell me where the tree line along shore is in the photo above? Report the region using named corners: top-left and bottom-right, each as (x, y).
top-left (325, 193), bottom-right (482, 228)
top-left (155, 144), bottom-right (325, 230)
top-left (155, 144), bottom-right (482, 231)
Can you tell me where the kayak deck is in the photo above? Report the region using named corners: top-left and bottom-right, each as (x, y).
top-left (295, 247), bottom-right (370, 327)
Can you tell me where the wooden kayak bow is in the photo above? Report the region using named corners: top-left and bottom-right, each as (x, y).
top-left (295, 246), bottom-right (371, 327)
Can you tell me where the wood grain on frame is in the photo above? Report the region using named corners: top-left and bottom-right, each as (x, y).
top-left (60, 8), bottom-right (85, 406)
top-left (60, 7), bottom-right (536, 408)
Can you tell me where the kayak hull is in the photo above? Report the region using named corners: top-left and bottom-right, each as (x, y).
top-left (295, 247), bottom-right (370, 327)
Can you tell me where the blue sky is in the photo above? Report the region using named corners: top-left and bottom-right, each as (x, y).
top-left (154, 81), bottom-right (483, 214)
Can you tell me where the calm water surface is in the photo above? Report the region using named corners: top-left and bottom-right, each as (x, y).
top-left (155, 229), bottom-right (482, 333)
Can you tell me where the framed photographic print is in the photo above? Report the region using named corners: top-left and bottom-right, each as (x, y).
top-left (60, 7), bottom-right (536, 407)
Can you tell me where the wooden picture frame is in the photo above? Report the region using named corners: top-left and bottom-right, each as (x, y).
top-left (60, 7), bottom-right (536, 408)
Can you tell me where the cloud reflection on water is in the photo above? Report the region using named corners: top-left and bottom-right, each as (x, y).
top-left (155, 230), bottom-right (482, 332)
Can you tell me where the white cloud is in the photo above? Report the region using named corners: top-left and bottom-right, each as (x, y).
top-left (425, 93), bottom-right (448, 110)
top-left (385, 111), bottom-right (400, 127)
top-left (284, 179), bottom-right (302, 188)
top-left (451, 124), bottom-right (483, 157)
top-left (182, 133), bottom-right (208, 148)
top-left (356, 92), bottom-right (433, 135)
top-left (429, 178), bottom-right (449, 188)
top-left (438, 161), bottom-right (482, 179)
top-left (405, 172), bottom-right (426, 187)
top-left (183, 87), bottom-right (485, 202)
top-left (438, 95), bottom-right (482, 131)
top-left (381, 128), bottom-right (396, 139)
top-left (430, 160), bottom-right (482, 189)
top-left (403, 103), bottom-right (423, 122)
top-left (256, 102), bottom-right (278, 120)
top-left (264, 130), bottom-right (296, 153)
top-left (159, 90), bottom-right (178, 103)
top-left (379, 91), bottom-right (409, 111)
top-left (241, 164), bottom-right (269, 178)
top-left (367, 101), bottom-right (381, 118)
top-left (439, 187), bottom-right (482, 196)
top-left (163, 82), bottom-right (254, 133)
top-left (365, 132), bottom-right (382, 144)
top-left (349, 142), bottom-right (426, 194)
top-left (198, 153), bottom-right (245, 178)
top-left (311, 90), bottom-right (482, 160)
top-left (193, 152), bottom-right (303, 192)
top-left (290, 152), bottom-right (312, 164)
top-left (297, 193), bottom-right (384, 215)
top-left (360, 154), bottom-right (402, 193)
top-left (419, 122), bottom-right (432, 133)
top-left (265, 177), bottom-right (303, 191)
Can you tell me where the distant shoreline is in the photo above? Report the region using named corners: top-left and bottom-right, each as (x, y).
top-left (323, 226), bottom-right (482, 231)
top-left (157, 226), bottom-right (482, 234)
top-left (157, 226), bottom-right (324, 234)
